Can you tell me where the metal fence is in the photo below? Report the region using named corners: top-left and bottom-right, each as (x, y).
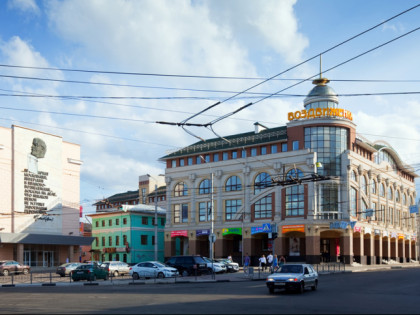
top-left (314, 262), bottom-right (346, 273)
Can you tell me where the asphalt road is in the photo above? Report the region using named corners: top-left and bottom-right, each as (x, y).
top-left (1, 268), bottom-right (419, 314)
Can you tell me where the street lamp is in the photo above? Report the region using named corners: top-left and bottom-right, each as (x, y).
top-left (147, 174), bottom-right (164, 261)
top-left (200, 155), bottom-right (215, 279)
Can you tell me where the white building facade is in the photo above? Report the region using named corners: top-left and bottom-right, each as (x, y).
top-left (0, 125), bottom-right (92, 267)
top-left (160, 78), bottom-right (418, 266)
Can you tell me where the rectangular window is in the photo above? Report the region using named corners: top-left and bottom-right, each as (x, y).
top-left (223, 152), bottom-right (229, 160)
top-left (174, 204), bottom-right (189, 223)
top-left (380, 205), bottom-right (385, 223)
top-left (108, 236), bottom-right (112, 246)
top-left (232, 151), bottom-right (238, 159)
top-left (285, 186), bottom-right (304, 216)
top-left (142, 217), bottom-right (148, 225)
top-left (116, 236), bottom-right (120, 246)
top-left (254, 194), bottom-right (272, 219)
top-left (199, 201), bottom-right (212, 222)
top-left (241, 149), bottom-right (247, 158)
top-left (141, 188), bottom-right (147, 204)
top-left (102, 220), bottom-right (105, 227)
top-left (160, 218), bottom-right (165, 226)
top-left (152, 217), bottom-right (156, 226)
top-left (141, 235), bottom-right (148, 245)
top-left (261, 146), bottom-right (267, 155)
top-left (292, 141), bottom-right (299, 151)
top-left (123, 218), bottom-right (127, 225)
top-left (251, 148), bottom-right (257, 156)
top-left (152, 236), bottom-right (155, 246)
top-left (95, 237), bottom-right (99, 247)
top-left (116, 218), bottom-right (120, 225)
top-left (109, 219), bottom-right (112, 227)
top-left (213, 153), bottom-right (219, 162)
top-left (180, 159), bottom-right (185, 167)
top-left (196, 156), bottom-right (201, 164)
top-left (102, 237), bottom-right (105, 246)
top-left (282, 143), bottom-right (288, 152)
top-left (204, 154), bottom-right (210, 163)
top-left (123, 235), bottom-right (127, 245)
top-left (188, 157), bottom-right (193, 165)
top-left (171, 160), bottom-right (176, 168)
top-left (271, 144), bottom-right (277, 154)
top-left (95, 221), bottom-right (99, 227)
top-left (225, 199), bottom-right (242, 220)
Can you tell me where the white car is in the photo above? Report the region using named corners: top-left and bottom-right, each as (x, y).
top-left (266, 263), bottom-right (318, 294)
top-left (216, 258), bottom-right (239, 272)
top-left (202, 257), bottom-right (227, 273)
top-left (129, 261), bottom-right (179, 279)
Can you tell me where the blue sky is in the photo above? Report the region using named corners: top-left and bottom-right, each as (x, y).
top-left (1, 0), bottom-right (420, 217)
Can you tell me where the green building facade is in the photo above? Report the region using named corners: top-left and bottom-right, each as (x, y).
top-left (89, 205), bottom-right (166, 263)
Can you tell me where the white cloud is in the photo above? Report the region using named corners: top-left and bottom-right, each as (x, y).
top-left (7, 0), bottom-right (40, 15)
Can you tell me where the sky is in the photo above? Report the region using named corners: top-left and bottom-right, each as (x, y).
top-left (1, 0), bottom-right (420, 218)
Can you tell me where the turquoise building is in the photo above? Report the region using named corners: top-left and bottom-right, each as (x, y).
top-left (88, 205), bottom-right (166, 263)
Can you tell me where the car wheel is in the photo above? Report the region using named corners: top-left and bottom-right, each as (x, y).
top-left (157, 272), bottom-right (165, 279)
top-left (299, 282), bottom-right (305, 294)
top-left (133, 273), bottom-right (139, 280)
top-left (113, 271), bottom-right (119, 277)
top-left (268, 286), bottom-right (275, 294)
top-left (181, 270), bottom-right (189, 277)
top-left (311, 280), bottom-right (318, 291)
top-left (2, 270), bottom-right (9, 276)
top-left (23, 269), bottom-right (29, 275)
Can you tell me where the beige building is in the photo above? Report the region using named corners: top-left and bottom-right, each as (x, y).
top-left (0, 125), bottom-right (92, 267)
top-left (160, 78), bottom-right (418, 266)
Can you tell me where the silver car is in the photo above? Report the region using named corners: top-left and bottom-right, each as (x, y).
top-left (129, 261), bottom-right (179, 279)
top-left (100, 261), bottom-right (130, 277)
top-left (266, 263), bottom-right (318, 294)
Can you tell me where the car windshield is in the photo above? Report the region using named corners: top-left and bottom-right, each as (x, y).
top-left (277, 265), bottom-right (303, 274)
top-left (154, 262), bottom-right (166, 268)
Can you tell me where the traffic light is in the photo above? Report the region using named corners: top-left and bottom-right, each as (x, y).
top-left (272, 232), bottom-right (278, 239)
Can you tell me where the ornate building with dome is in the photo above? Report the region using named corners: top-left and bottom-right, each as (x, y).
top-left (160, 78), bottom-right (418, 266)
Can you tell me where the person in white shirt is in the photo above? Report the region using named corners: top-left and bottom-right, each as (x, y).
top-left (266, 253), bottom-right (273, 272)
top-left (259, 254), bottom-right (267, 271)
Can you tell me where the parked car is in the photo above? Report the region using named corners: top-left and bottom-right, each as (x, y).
top-left (100, 261), bottom-right (130, 277)
top-left (0, 260), bottom-right (30, 276)
top-left (71, 264), bottom-right (108, 281)
top-left (202, 257), bottom-right (227, 273)
top-left (215, 258), bottom-right (239, 273)
top-left (266, 263), bottom-right (318, 294)
top-left (165, 255), bottom-right (208, 276)
top-left (56, 262), bottom-right (82, 277)
top-left (129, 261), bottom-right (179, 279)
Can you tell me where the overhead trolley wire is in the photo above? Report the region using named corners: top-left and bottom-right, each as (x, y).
top-left (174, 3), bottom-right (420, 131)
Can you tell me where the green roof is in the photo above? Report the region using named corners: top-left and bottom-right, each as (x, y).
top-left (161, 126), bottom-right (287, 159)
top-left (93, 190), bottom-right (139, 206)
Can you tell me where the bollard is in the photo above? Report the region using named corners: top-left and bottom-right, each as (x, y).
top-left (50, 271), bottom-right (52, 284)
top-left (154, 270), bottom-right (156, 283)
top-left (30, 271), bottom-right (33, 285)
top-left (11, 273), bottom-right (14, 286)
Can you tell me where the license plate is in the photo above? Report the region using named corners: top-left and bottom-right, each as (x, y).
top-left (77, 271), bottom-right (83, 274)
top-left (276, 283), bottom-right (285, 286)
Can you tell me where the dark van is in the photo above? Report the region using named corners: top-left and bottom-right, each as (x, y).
top-left (165, 256), bottom-right (208, 276)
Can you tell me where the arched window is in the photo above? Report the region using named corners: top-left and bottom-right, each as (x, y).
top-left (254, 194), bottom-right (272, 219)
top-left (361, 176), bottom-right (367, 195)
top-left (395, 190), bottom-right (400, 203)
top-left (361, 199), bottom-right (368, 219)
top-left (199, 179), bottom-right (211, 194)
top-left (388, 187), bottom-right (393, 200)
top-left (379, 183), bottom-right (385, 197)
top-left (403, 193), bottom-right (407, 205)
top-left (350, 187), bottom-right (357, 217)
top-left (351, 170), bottom-right (357, 181)
top-left (174, 182), bottom-right (188, 197)
top-left (285, 169), bottom-right (304, 216)
top-left (225, 176), bottom-right (242, 192)
top-left (254, 172), bottom-right (271, 194)
top-left (371, 179), bottom-right (376, 195)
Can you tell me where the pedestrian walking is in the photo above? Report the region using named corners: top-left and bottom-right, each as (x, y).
top-left (272, 255), bottom-right (278, 272)
top-left (267, 253), bottom-right (273, 272)
top-left (259, 254), bottom-right (267, 272)
top-left (244, 253), bottom-right (251, 275)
